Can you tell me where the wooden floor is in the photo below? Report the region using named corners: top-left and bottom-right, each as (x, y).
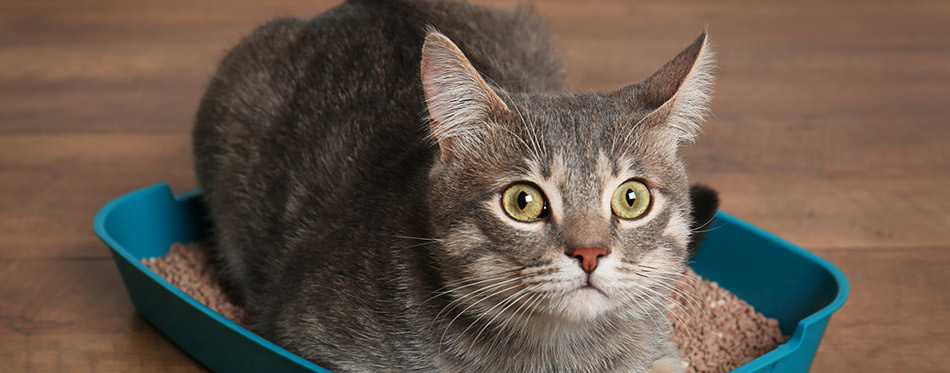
top-left (1, 0), bottom-right (947, 371)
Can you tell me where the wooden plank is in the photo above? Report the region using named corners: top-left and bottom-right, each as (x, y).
top-left (0, 134), bottom-right (195, 259)
top-left (811, 248), bottom-right (950, 372)
top-left (3, 0), bottom-right (947, 131)
top-left (0, 259), bottom-right (204, 372)
top-left (0, 1), bottom-right (338, 133)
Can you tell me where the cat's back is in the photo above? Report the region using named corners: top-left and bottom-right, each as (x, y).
top-left (195, 0), bottom-right (564, 195)
top-left (193, 0), bottom-right (564, 305)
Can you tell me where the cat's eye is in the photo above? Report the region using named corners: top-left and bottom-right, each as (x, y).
top-left (611, 180), bottom-right (651, 220)
top-left (502, 183), bottom-right (548, 222)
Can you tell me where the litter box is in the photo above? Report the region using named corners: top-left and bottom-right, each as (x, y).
top-left (94, 183), bottom-right (849, 372)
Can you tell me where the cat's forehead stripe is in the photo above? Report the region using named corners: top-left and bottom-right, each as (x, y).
top-left (523, 152), bottom-right (627, 223)
top-left (527, 156), bottom-right (565, 224)
top-left (596, 152), bottom-right (619, 221)
top-left (596, 151), bottom-right (615, 184)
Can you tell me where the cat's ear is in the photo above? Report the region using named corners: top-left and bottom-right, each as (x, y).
top-left (421, 30), bottom-right (509, 161)
top-left (624, 31), bottom-right (715, 149)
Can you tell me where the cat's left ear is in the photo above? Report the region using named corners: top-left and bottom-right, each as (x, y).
top-left (421, 30), bottom-right (510, 161)
top-left (622, 31), bottom-right (715, 149)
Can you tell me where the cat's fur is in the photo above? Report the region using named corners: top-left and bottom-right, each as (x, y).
top-left (193, 0), bottom-right (715, 371)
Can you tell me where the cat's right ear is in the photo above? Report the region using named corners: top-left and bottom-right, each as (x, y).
top-left (421, 30), bottom-right (510, 161)
top-left (619, 31), bottom-right (715, 153)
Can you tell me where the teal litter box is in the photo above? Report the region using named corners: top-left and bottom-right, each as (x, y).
top-left (94, 183), bottom-right (849, 372)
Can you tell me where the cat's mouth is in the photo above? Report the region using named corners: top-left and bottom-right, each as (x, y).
top-left (550, 282), bottom-right (612, 321)
top-left (577, 283), bottom-right (607, 297)
top-left (579, 273), bottom-right (607, 293)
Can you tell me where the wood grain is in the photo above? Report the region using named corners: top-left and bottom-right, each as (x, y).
top-left (811, 248), bottom-right (950, 372)
top-left (1, 0), bottom-right (947, 371)
top-left (0, 260), bottom-right (204, 372)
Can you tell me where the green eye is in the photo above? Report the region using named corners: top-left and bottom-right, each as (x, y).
top-left (502, 183), bottom-right (548, 222)
top-left (611, 180), bottom-right (651, 219)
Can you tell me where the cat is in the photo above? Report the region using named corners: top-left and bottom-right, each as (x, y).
top-left (192, 0), bottom-right (716, 371)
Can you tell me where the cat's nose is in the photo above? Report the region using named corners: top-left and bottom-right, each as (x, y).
top-left (566, 247), bottom-right (609, 273)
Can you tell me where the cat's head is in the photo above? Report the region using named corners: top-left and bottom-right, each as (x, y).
top-left (420, 30), bottom-right (714, 324)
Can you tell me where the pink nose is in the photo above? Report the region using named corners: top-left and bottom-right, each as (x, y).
top-left (567, 247), bottom-right (609, 273)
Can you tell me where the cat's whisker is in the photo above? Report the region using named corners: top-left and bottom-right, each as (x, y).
top-left (437, 275), bottom-right (529, 345)
top-left (389, 235), bottom-right (446, 251)
top-left (637, 285), bottom-right (700, 356)
top-left (489, 285), bottom-right (544, 332)
top-left (515, 288), bottom-right (552, 338)
top-left (524, 108), bottom-right (545, 162)
top-left (689, 210), bottom-right (720, 233)
top-left (619, 118), bottom-right (645, 156)
top-left (640, 270), bottom-right (699, 293)
top-left (615, 265), bottom-right (652, 279)
top-left (642, 283), bottom-right (699, 327)
top-left (632, 280), bottom-right (694, 323)
top-left (465, 284), bottom-right (539, 351)
top-left (423, 267), bottom-right (527, 306)
top-left (648, 275), bottom-right (711, 331)
top-left (634, 286), bottom-right (699, 360)
top-left (427, 271), bottom-right (528, 337)
top-left (497, 124), bottom-right (543, 165)
top-left (637, 266), bottom-right (700, 292)
top-left (633, 292), bottom-right (695, 367)
top-left (689, 224), bottom-right (724, 235)
top-left (494, 289), bottom-right (542, 337)
top-left (393, 235), bottom-right (444, 242)
top-left (394, 240), bottom-right (440, 250)
top-left (477, 291), bottom-right (543, 359)
top-left (664, 273), bottom-right (702, 294)
top-left (648, 273), bottom-right (701, 296)
top-left (501, 91), bottom-right (545, 163)
top-left (520, 265), bottom-right (558, 278)
top-left (432, 275), bottom-right (521, 320)
top-left (630, 292), bottom-right (665, 339)
top-left (650, 275), bottom-right (704, 313)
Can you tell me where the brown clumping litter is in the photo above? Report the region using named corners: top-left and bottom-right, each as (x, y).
top-left (142, 242), bottom-right (250, 327)
top-left (669, 268), bottom-right (790, 372)
top-left (144, 242), bottom-right (788, 372)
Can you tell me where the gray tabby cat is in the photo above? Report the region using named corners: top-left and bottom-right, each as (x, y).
top-left (193, 0), bottom-right (715, 371)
